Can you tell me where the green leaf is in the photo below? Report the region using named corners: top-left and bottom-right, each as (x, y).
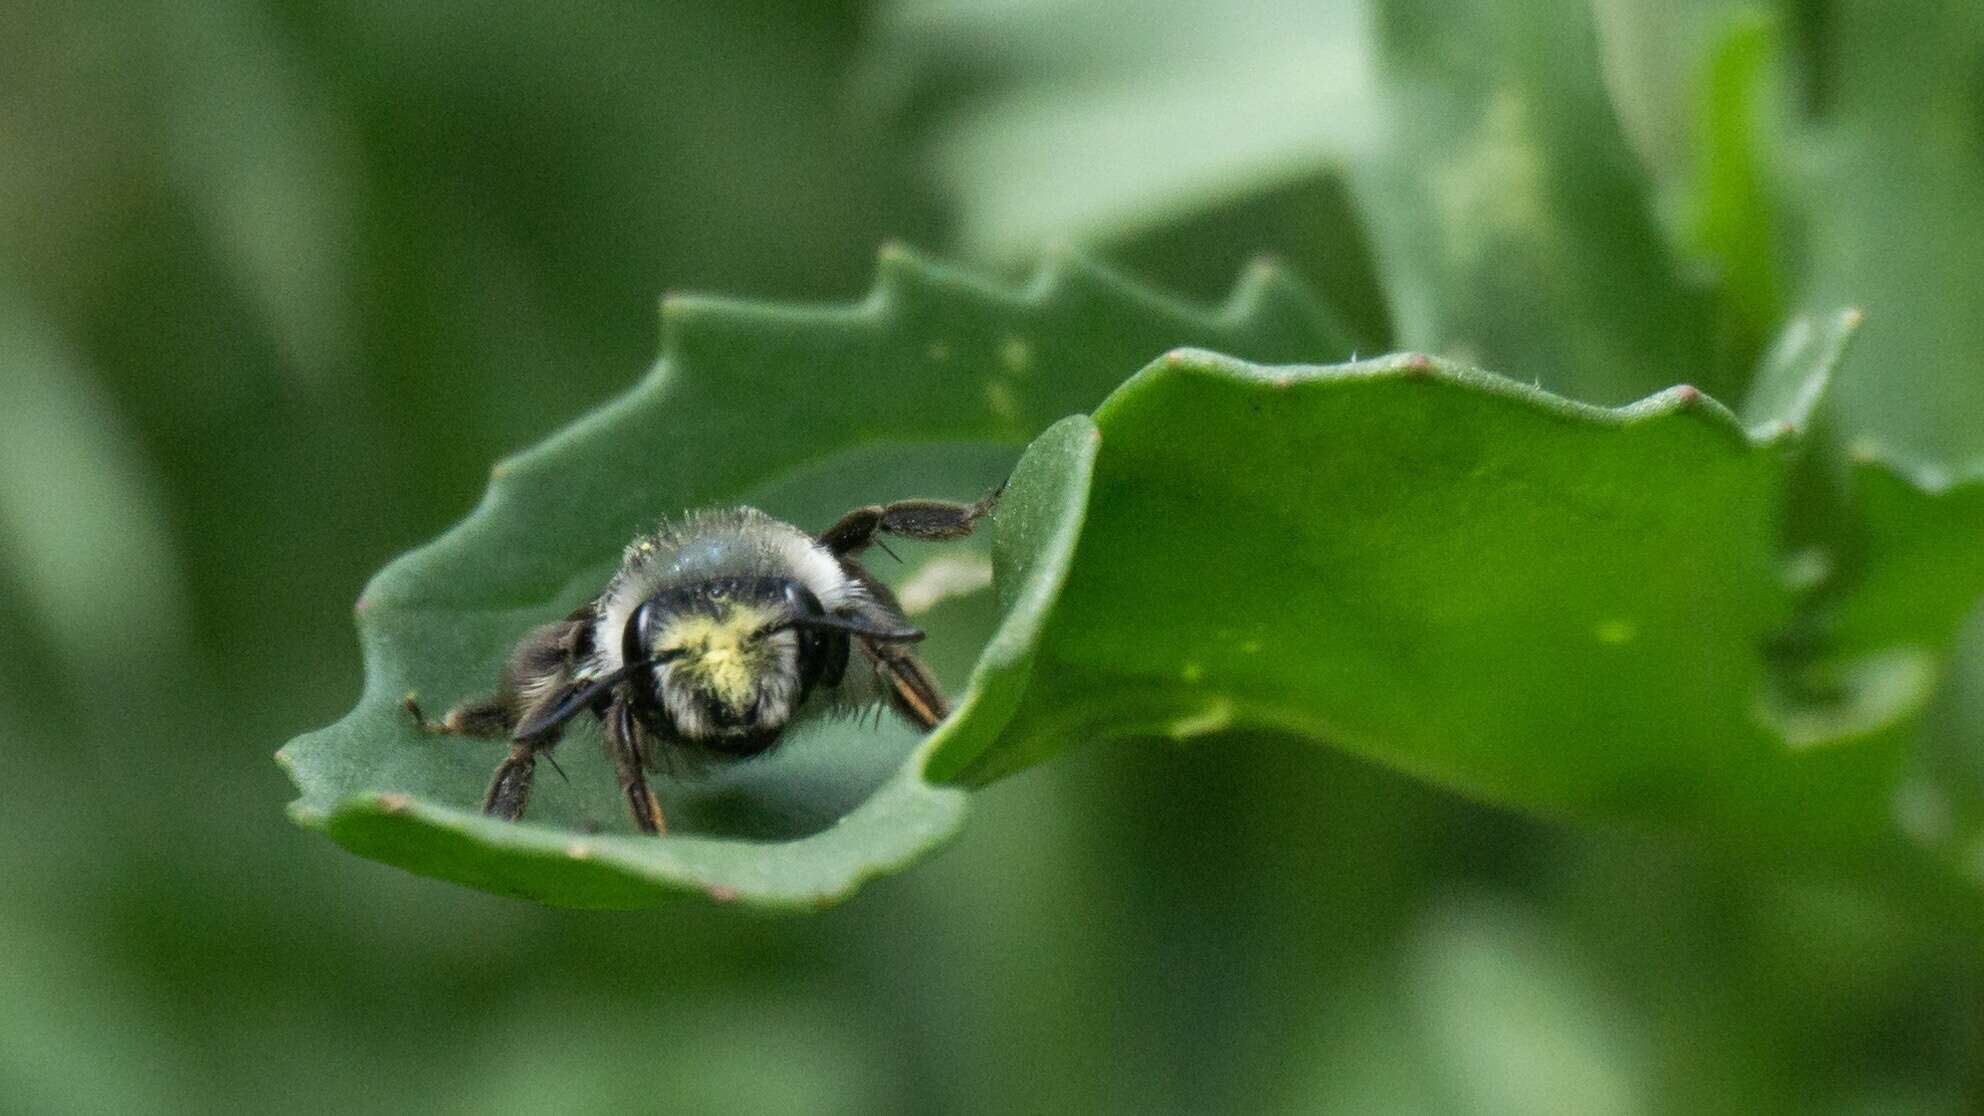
top-left (1831, 458), bottom-right (1984, 656)
top-left (1348, 0), bottom-right (1724, 405)
top-left (278, 249), bottom-right (1348, 909)
top-left (1409, 895), bottom-right (1652, 1115)
top-left (1590, 1), bottom-right (1795, 351)
top-left (867, 0), bottom-right (1376, 261)
top-left (1685, 10), bottom-right (1790, 366)
top-left (934, 344), bottom-right (1975, 865)
top-left (1785, 0), bottom-right (1984, 896)
top-left (285, 251), bottom-right (1979, 911)
top-left (875, 0), bottom-right (1742, 406)
top-left (865, 0), bottom-right (1396, 346)
top-left (1795, 0), bottom-right (1984, 465)
top-left (1739, 306), bottom-right (1860, 435)
top-left (1842, 458), bottom-right (1984, 877)
top-left (1907, 607), bottom-right (1984, 883)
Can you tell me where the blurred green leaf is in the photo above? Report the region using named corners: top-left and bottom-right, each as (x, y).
top-left (1739, 306), bottom-right (1860, 433)
top-left (1688, 11), bottom-right (1790, 364)
top-left (876, 0), bottom-right (1756, 405)
top-left (1590, 0), bottom-right (1734, 190)
top-left (867, 0), bottom-right (1395, 343)
top-left (1100, 171), bottom-right (1395, 353)
top-left (1830, 460), bottom-right (1984, 655)
top-left (868, 0), bottom-right (1376, 260)
top-left (0, 283), bottom-right (193, 696)
top-left (1409, 895), bottom-right (1651, 1116)
top-left (1848, 462), bottom-right (1984, 878)
top-left (1590, 0), bottom-right (1795, 339)
top-left (1906, 607), bottom-right (1984, 885)
top-left (1796, 0), bottom-right (1984, 465)
top-left (1348, 0), bottom-right (1725, 404)
top-left (280, 250), bottom-right (1349, 909)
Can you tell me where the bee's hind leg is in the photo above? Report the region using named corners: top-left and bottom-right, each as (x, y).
top-left (404, 614), bottom-right (600, 824)
top-left (404, 694), bottom-right (550, 821)
top-left (403, 693), bottom-right (510, 737)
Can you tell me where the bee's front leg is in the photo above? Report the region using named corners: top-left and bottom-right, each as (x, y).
top-left (817, 487), bottom-right (1001, 557)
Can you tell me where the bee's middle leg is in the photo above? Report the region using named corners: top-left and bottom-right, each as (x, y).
top-left (609, 701), bottom-right (668, 836)
top-left (483, 741), bottom-right (540, 821)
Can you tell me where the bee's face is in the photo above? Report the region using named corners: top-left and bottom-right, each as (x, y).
top-left (626, 583), bottom-right (806, 749)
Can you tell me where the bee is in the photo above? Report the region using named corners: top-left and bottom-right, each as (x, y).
top-left (405, 493), bottom-right (997, 835)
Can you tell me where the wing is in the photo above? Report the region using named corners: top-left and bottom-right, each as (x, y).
top-left (830, 554), bottom-right (951, 730)
top-left (856, 636), bottom-right (949, 729)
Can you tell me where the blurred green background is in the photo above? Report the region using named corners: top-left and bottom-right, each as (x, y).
top-left (3, 1), bottom-right (1980, 1112)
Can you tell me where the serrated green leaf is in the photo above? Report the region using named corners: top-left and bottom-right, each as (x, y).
top-left (1739, 307), bottom-right (1861, 435)
top-left (284, 251), bottom-right (1980, 910)
top-left (279, 250), bottom-right (1347, 909)
top-left (931, 346), bottom-right (1971, 864)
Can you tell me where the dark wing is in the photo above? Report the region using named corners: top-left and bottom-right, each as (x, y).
top-left (856, 636), bottom-right (949, 729)
top-left (831, 554), bottom-right (951, 730)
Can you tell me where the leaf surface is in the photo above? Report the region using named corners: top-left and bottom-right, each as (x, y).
top-left (933, 349), bottom-right (1908, 853)
top-left (284, 254), bottom-right (1980, 909)
top-left (279, 251), bottom-right (1346, 908)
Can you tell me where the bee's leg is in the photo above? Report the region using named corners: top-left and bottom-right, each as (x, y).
top-left (405, 687), bottom-right (540, 817)
top-left (483, 741), bottom-right (540, 821)
top-left (858, 637), bottom-right (949, 729)
top-left (608, 700), bottom-right (668, 835)
top-left (404, 694), bottom-right (510, 737)
top-left (481, 685), bottom-right (596, 822)
top-left (406, 610), bottom-right (605, 824)
top-left (818, 487), bottom-right (1001, 557)
top-left (403, 614), bottom-right (595, 738)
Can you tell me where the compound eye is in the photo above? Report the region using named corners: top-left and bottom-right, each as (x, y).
top-left (624, 598), bottom-right (658, 668)
top-left (782, 581), bottom-right (826, 620)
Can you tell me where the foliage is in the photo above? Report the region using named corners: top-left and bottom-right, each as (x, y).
top-left (280, 251), bottom-right (1348, 906)
top-left (283, 238), bottom-right (1983, 909)
top-left (8, 0), bottom-right (1984, 1112)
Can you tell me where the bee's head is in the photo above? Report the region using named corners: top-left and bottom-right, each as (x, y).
top-left (625, 580), bottom-right (796, 748)
top-left (620, 577), bottom-right (920, 751)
